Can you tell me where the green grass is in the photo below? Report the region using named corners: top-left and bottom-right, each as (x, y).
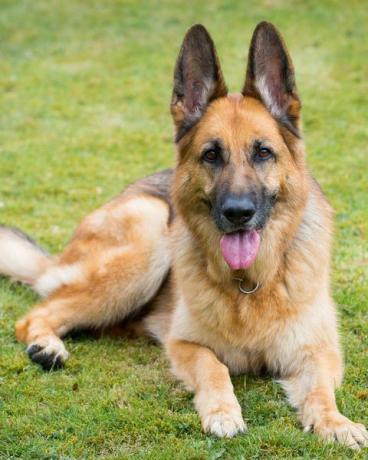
top-left (0, 1), bottom-right (367, 458)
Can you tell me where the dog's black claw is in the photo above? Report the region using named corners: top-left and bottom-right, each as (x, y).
top-left (26, 345), bottom-right (64, 371)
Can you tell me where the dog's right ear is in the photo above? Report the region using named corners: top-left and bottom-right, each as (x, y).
top-left (242, 22), bottom-right (301, 137)
top-left (171, 24), bottom-right (227, 142)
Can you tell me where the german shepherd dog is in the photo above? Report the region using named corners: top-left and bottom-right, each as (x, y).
top-left (0, 22), bottom-right (367, 449)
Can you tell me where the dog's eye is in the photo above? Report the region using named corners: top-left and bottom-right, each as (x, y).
top-left (254, 146), bottom-right (274, 162)
top-left (202, 149), bottom-right (219, 163)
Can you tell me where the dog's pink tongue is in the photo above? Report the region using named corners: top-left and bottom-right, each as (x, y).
top-left (220, 230), bottom-right (260, 270)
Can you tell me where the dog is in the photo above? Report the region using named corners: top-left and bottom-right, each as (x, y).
top-left (0, 22), bottom-right (367, 449)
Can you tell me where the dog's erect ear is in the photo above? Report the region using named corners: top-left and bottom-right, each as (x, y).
top-left (171, 24), bottom-right (227, 142)
top-left (242, 22), bottom-right (301, 137)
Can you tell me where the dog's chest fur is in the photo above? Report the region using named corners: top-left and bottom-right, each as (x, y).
top-left (172, 266), bottom-right (297, 373)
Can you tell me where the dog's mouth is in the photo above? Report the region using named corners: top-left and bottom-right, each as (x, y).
top-left (220, 229), bottom-right (260, 270)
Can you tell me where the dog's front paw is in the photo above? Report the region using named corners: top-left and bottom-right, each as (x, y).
top-left (307, 412), bottom-right (368, 449)
top-left (27, 336), bottom-right (69, 371)
top-left (202, 408), bottom-right (247, 438)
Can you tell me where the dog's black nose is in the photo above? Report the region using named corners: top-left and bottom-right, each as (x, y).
top-left (222, 196), bottom-right (256, 225)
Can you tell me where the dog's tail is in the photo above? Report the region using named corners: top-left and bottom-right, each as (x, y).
top-left (0, 224), bottom-right (53, 293)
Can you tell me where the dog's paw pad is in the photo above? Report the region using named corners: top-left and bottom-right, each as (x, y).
top-left (203, 410), bottom-right (247, 438)
top-left (26, 337), bottom-right (69, 371)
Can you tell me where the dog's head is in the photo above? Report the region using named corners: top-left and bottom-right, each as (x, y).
top-left (171, 22), bottom-right (308, 272)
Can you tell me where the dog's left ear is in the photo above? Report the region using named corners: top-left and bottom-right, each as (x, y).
top-left (171, 24), bottom-right (228, 142)
top-left (242, 22), bottom-right (301, 137)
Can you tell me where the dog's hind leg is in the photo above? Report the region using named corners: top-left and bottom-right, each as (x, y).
top-left (15, 195), bottom-right (171, 370)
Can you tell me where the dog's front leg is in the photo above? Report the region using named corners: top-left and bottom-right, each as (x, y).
top-left (167, 339), bottom-right (246, 437)
top-left (280, 347), bottom-right (368, 449)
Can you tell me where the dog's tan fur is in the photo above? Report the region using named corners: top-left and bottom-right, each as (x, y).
top-left (1, 22), bottom-right (367, 449)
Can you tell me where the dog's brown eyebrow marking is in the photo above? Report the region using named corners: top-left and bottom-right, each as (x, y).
top-left (202, 138), bottom-right (224, 152)
top-left (252, 139), bottom-right (275, 151)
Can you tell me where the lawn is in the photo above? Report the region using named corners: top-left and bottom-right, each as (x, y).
top-left (0, 0), bottom-right (367, 458)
